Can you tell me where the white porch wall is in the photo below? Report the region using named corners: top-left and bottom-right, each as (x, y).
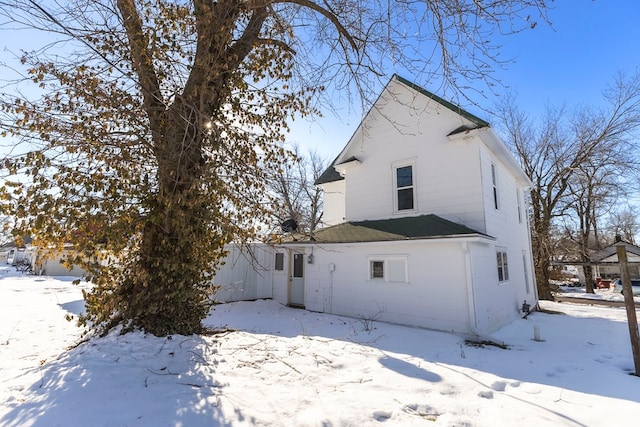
top-left (318, 180), bottom-right (345, 227)
top-left (212, 244), bottom-right (274, 302)
top-left (218, 238), bottom-right (533, 336)
top-left (300, 240), bottom-right (472, 334)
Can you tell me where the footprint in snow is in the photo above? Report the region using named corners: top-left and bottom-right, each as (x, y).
top-left (477, 390), bottom-right (494, 399)
top-left (372, 411), bottom-right (392, 422)
top-left (491, 381), bottom-right (507, 392)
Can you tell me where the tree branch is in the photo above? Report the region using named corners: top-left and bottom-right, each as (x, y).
top-left (115, 0), bottom-right (164, 139)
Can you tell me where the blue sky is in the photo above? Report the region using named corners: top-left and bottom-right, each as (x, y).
top-left (1, 2), bottom-right (639, 160)
top-left (290, 0), bottom-right (640, 159)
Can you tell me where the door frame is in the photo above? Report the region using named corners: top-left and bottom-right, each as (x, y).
top-left (288, 248), bottom-right (305, 308)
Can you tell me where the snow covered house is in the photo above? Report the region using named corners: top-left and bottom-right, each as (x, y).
top-left (213, 75), bottom-right (537, 338)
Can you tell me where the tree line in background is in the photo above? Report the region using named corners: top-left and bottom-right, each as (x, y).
top-left (495, 70), bottom-right (640, 299)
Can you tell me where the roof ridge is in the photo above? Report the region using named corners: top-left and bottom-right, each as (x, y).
top-left (393, 74), bottom-right (489, 128)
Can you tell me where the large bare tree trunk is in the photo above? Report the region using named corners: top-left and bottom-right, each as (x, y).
top-left (533, 236), bottom-right (554, 300)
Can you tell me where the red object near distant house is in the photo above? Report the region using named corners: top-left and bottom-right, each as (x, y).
top-left (595, 277), bottom-right (612, 289)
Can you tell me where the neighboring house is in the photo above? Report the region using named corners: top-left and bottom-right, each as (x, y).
top-left (3, 237), bottom-right (33, 267)
top-left (214, 75), bottom-right (537, 339)
top-left (31, 246), bottom-right (88, 277)
top-left (590, 238), bottom-right (640, 281)
top-left (2, 236), bottom-right (86, 277)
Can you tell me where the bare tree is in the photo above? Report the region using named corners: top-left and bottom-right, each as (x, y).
top-left (268, 145), bottom-right (326, 235)
top-left (0, 0), bottom-right (550, 335)
top-left (607, 210), bottom-right (640, 244)
top-left (496, 70), bottom-right (640, 300)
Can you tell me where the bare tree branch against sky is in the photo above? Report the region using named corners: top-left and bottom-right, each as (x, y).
top-left (287, 1), bottom-right (640, 158)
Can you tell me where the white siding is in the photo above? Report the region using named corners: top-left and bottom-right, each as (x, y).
top-left (212, 244), bottom-right (274, 302)
top-left (476, 145), bottom-right (537, 325)
top-left (337, 80), bottom-right (487, 231)
top-left (302, 240), bottom-right (473, 334)
top-left (318, 180), bottom-right (345, 227)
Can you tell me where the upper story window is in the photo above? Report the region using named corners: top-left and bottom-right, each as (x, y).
top-left (491, 163), bottom-right (499, 210)
top-left (394, 164), bottom-right (415, 211)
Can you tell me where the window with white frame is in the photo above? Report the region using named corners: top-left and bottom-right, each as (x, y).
top-left (394, 164), bottom-right (415, 211)
top-left (369, 256), bottom-right (408, 283)
top-left (496, 249), bottom-right (509, 283)
top-left (516, 188), bottom-right (522, 223)
top-left (491, 163), bottom-right (499, 210)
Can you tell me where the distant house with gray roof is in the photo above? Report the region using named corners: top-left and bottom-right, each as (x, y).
top-left (590, 238), bottom-right (640, 280)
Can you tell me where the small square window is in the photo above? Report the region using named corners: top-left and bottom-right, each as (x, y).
top-left (371, 261), bottom-right (384, 279)
top-left (274, 253), bottom-right (284, 271)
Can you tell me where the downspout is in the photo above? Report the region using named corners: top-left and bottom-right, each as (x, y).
top-left (462, 241), bottom-right (505, 346)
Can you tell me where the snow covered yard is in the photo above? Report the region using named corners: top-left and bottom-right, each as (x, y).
top-left (1, 270), bottom-right (640, 426)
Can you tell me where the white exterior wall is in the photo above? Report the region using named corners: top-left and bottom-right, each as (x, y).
top-left (218, 77), bottom-right (538, 336)
top-left (212, 244), bottom-right (274, 302)
top-left (474, 145), bottom-right (537, 332)
top-left (335, 81), bottom-right (487, 232)
top-left (271, 248), bottom-right (290, 305)
top-left (32, 249), bottom-right (86, 277)
top-left (230, 238), bottom-right (531, 336)
top-left (319, 180), bottom-right (345, 227)
top-left (37, 257), bottom-right (86, 277)
top-left (299, 240), bottom-right (473, 334)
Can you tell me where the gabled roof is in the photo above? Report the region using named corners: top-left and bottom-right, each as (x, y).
top-left (394, 75), bottom-right (489, 128)
top-left (288, 214), bottom-right (491, 244)
top-left (315, 74), bottom-right (490, 185)
top-left (0, 236), bottom-right (33, 249)
top-left (590, 240), bottom-right (640, 263)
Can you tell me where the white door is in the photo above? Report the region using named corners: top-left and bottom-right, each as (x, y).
top-left (290, 253), bottom-right (305, 307)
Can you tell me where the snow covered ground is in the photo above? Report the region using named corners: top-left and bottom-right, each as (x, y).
top-left (1, 268), bottom-right (640, 426)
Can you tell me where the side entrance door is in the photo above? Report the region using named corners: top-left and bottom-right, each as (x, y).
top-left (290, 252), bottom-right (305, 307)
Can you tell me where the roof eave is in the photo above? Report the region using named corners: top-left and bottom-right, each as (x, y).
top-left (280, 232), bottom-right (495, 245)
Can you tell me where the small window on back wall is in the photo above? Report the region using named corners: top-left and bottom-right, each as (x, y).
top-left (395, 165), bottom-right (414, 211)
top-left (369, 257), bottom-right (408, 282)
top-left (371, 260), bottom-right (384, 279)
top-left (274, 253), bottom-right (284, 271)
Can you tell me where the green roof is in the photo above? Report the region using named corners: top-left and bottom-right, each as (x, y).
top-left (291, 214), bottom-right (489, 244)
top-left (314, 155), bottom-right (343, 185)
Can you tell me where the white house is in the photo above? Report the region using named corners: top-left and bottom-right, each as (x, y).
top-left (214, 75), bottom-right (537, 339)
